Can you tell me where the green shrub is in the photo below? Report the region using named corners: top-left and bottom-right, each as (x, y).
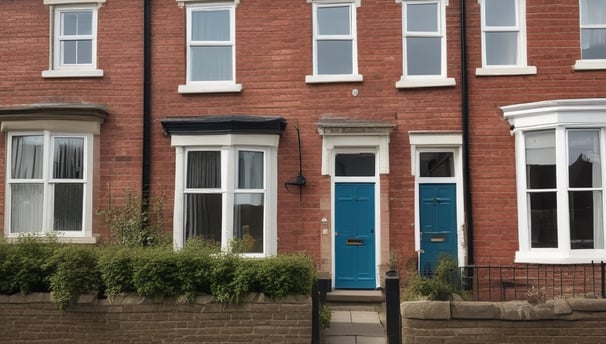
top-left (98, 247), bottom-right (138, 299)
top-left (210, 253), bottom-right (254, 304)
top-left (1, 237), bottom-right (316, 307)
top-left (131, 247), bottom-right (181, 300)
top-left (0, 236), bottom-right (60, 295)
top-left (258, 255), bottom-right (315, 298)
top-left (45, 245), bottom-right (101, 309)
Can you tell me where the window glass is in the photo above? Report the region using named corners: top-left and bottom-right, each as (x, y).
top-left (191, 10), bottom-right (230, 41)
top-left (11, 184), bottom-right (43, 233)
top-left (485, 32), bottom-right (518, 65)
top-left (569, 190), bottom-right (603, 249)
top-left (238, 151), bottom-right (263, 189)
top-left (59, 10), bottom-right (93, 65)
top-left (581, 0), bottom-right (606, 25)
top-left (185, 193), bottom-right (222, 242)
top-left (191, 46), bottom-right (233, 81)
top-left (11, 136), bottom-right (43, 179)
top-left (317, 6), bottom-right (350, 35)
top-left (53, 137), bottom-right (84, 179)
top-left (234, 194), bottom-right (264, 253)
top-left (54, 183), bottom-right (83, 231)
top-left (335, 153), bottom-right (375, 177)
top-left (485, 0), bottom-right (516, 27)
top-left (419, 152), bottom-right (454, 177)
top-left (187, 151), bottom-right (221, 189)
top-left (568, 130), bottom-right (601, 188)
top-left (529, 192), bottom-right (558, 248)
top-left (407, 3), bottom-right (437, 32)
top-left (525, 130), bottom-right (555, 189)
top-left (407, 38), bottom-right (441, 75)
top-left (318, 40), bottom-right (353, 74)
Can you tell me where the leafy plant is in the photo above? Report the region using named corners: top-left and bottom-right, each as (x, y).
top-left (319, 303), bottom-right (332, 329)
top-left (98, 247), bottom-right (138, 299)
top-left (45, 245), bottom-right (101, 310)
top-left (97, 190), bottom-right (170, 247)
top-left (258, 255), bottom-right (315, 298)
top-left (0, 235), bottom-right (60, 295)
top-left (403, 255), bottom-right (464, 301)
top-left (131, 247), bottom-right (181, 300)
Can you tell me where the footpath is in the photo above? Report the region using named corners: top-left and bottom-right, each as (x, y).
top-left (321, 309), bottom-right (386, 344)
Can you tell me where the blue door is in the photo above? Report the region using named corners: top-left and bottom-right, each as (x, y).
top-left (419, 183), bottom-right (457, 276)
top-left (335, 183), bottom-right (376, 289)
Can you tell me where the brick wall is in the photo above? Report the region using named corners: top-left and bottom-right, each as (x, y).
top-left (402, 299), bottom-right (606, 343)
top-left (0, 293), bottom-right (312, 344)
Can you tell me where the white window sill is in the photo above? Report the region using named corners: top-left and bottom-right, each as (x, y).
top-left (178, 83), bottom-right (243, 94)
top-left (42, 69), bottom-right (104, 78)
top-left (475, 66), bottom-right (537, 76)
top-left (574, 59), bottom-right (606, 71)
top-left (515, 250), bottom-right (606, 264)
top-left (5, 235), bottom-right (97, 244)
top-left (396, 77), bottom-right (456, 89)
top-left (305, 74), bottom-right (364, 84)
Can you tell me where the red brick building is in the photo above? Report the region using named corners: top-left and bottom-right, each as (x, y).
top-left (1, 0), bottom-right (605, 292)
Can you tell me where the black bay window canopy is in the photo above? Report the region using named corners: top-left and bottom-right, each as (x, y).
top-left (161, 115), bottom-right (287, 136)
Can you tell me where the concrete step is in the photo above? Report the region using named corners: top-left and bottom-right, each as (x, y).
top-left (325, 290), bottom-right (385, 312)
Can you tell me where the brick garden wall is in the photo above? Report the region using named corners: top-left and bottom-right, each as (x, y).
top-left (402, 299), bottom-right (606, 344)
top-left (0, 293), bottom-right (311, 344)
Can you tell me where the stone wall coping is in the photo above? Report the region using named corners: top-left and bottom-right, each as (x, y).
top-left (1, 292), bottom-right (311, 307)
top-left (402, 298), bottom-right (606, 321)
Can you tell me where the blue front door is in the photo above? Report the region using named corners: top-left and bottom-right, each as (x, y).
top-left (419, 183), bottom-right (457, 276)
top-left (335, 183), bottom-right (376, 289)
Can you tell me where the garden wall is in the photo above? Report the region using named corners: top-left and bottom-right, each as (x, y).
top-left (0, 293), bottom-right (311, 343)
top-left (402, 299), bottom-right (606, 344)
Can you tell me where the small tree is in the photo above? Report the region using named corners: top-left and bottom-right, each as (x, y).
top-left (98, 190), bottom-right (170, 247)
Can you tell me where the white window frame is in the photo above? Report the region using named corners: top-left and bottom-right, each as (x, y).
top-left (476, 0), bottom-right (536, 76)
top-left (171, 134), bottom-right (278, 257)
top-left (503, 98), bottom-right (606, 263)
top-left (305, 0), bottom-right (363, 84)
top-left (396, 0), bottom-right (455, 88)
top-left (42, 1), bottom-right (104, 78)
top-left (5, 131), bottom-right (94, 241)
top-left (178, 2), bottom-right (242, 94)
top-left (574, 0), bottom-right (606, 70)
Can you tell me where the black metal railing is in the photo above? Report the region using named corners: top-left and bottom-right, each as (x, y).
top-left (459, 262), bottom-right (606, 302)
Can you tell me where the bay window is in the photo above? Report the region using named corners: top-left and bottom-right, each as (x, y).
top-left (503, 98), bottom-right (606, 263)
top-left (162, 115), bottom-right (286, 257)
top-left (7, 132), bottom-right (90, 236)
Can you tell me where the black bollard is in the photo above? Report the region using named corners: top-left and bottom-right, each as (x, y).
top-left (385, 271), bottom-right (401, 344)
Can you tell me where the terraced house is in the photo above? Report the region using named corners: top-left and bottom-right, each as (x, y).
top-left (1, 0), bottom-right (606, 296)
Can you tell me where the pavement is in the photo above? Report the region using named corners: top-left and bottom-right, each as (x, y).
top-left (321, 310), bottom-right (386, 344)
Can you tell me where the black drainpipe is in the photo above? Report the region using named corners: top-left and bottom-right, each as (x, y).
top-left (142, 0), bottom-right (152, 205)
top-left (460, 0), bottom-right (474, 266)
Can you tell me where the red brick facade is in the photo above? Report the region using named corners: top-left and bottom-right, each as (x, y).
top-left (1, 0), bottom-right (606, 288)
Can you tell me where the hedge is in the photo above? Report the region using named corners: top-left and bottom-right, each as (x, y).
top-left (0, 237), bottom-right (315, 310)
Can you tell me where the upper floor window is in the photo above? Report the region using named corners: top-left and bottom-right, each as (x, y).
top-left (575, 0), bottom-right (606, 70)
top-left (476, 0), bottom-right (536, 76)
top-left (503, 98), bottom-right (606, 263)
top-left (178, 2), bottom-right (242, 94)
top-left (396, 0), bottom-right (455, 88)
top-left (42, 1), bottom-right (105, 78)
top-left (306, 0), bottom-right (363, 83)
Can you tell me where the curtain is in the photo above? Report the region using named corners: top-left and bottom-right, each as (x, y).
top-left (54, 137), bottom-right (84, 179)
top-left (581, 0), bottom-right (606, 59)
top-left (185, 193), bottom-right (222, 243)
top-left (187, 151), bottom-right (220, 188)
top-left (190, 9), bottom-right (233, 81)
top-left (12, 136), bottom-right (43, 179)
top-left (238, 151), bottom-right (263, 189)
